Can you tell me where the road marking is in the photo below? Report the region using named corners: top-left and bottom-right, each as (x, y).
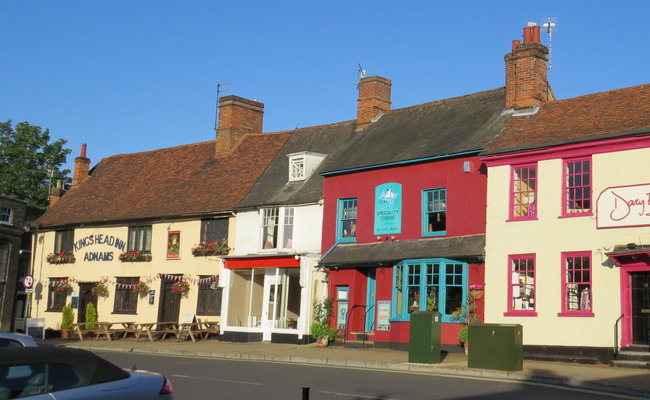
top-left (171, 374), bottom-right (262, 386)
top-left (320, 391), bottom-right (399, 400)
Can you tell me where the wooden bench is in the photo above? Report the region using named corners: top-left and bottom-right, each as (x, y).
top-left (201, 321), bottom-right (220, 340)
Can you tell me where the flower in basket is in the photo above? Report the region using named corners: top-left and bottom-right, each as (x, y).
top-left (171, 280), bottom-right (190, 295)
top-left (47, 251), bottom-right (76, 264)
top-left (91, 281), bottom-right (109, 297)
top-left (469, 284), bottom-right (485, 300)
top-left (133, 281), bottom-right (150, 294)
top-left (55, 279), bottom-right (72, 292)
top-left (118, 250), bottom-right (152, 262)
top-left (191, 241), bottom-right (230, 256)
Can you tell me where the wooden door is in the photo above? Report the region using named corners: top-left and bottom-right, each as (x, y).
top-left (77, 283), bottom-right (97, 323)
top-left (631, 271), bottom-right (650, 344)
top-left (158, 278), bottom-right (181, 323)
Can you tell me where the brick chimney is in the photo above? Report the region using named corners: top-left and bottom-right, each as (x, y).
top-left (505, 25), bottom-right (550, 109)
top-left (356, 75), bottom-right (392, 131)
top-left (216, 96), bottom-right (264, 154)
top-left (72, 143), bottom-right (90, 186)
top-left (49, 180), bottom-right (65, 207)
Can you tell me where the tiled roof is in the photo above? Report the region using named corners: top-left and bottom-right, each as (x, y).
top-left (321, 88), bottom-right (510, 174)
top-left (483, 84), bottom-right (650, 155)
top-left (235, 121), bottom-right (357, 209)
top-left (38, 133), bottom-right (291, 228)
top-left (319, 235), bottom-right (486, 267)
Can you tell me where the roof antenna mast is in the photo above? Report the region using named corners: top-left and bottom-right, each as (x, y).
top-left (214, 82), bottom-right (231, 131)
top-left (542, 17), bottom-right (558, 70)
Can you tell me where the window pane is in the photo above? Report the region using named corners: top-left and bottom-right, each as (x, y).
top-left (283, 208), bottom-right (294, 249)
top-left (564, 254), bottom-right (591, 311)
top-left (510, 257), bottom-right (535, 311)
top-left (565, 159), bottom-right (591, 214)
top-left (425, 189), bottom-right (447, 233)
top-left (201, 219), bottom-right (229, 243)
top-left (114, 277), bottom-right (138, 313)
top-left (512, 166), bottom-right (537, 217)
top-left (339, 199), bottom-right (357, 239)
top-left (262, 208), bottom-right (279, 248)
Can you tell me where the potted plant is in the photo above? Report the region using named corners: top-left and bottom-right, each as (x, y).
top-left (133, 281), bottom-right (150, 294)
top-left (85, 303), bottom-right (98, 332)
top-left (118, 250), bottom-right (152, 262)
top-left (60, 304), bottom-right (74, 339)
top-left (55, 279), bottom-right (72, 292)
top-left (47, 251), bottom-right (76, 264)
top-left (310, 297), bottom-right (336, 347)
top-left (191, 241), bottom-right (230, 256)
top-left (171, 280), bottom-right (190, 296)
top-left (91, 281), bottom-right (109, 297)
top-left (452, 293), bottom-right (482, 355)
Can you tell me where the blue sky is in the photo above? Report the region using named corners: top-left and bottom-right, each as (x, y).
top-left (2, 1), bottom-right (648, 174)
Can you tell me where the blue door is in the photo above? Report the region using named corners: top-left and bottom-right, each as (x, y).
top-left (365, 269), bottom-right (376, 332)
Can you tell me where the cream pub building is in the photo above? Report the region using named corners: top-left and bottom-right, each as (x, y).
top-left (30, 97), bottom-right (292, 332)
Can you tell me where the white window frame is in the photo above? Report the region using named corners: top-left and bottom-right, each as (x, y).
top-left (289, 156), bottom-right (305, 181)
top-left (261, 207), bottom-right (295, 250)
top-left (0, 207), bottom-right (13, 225)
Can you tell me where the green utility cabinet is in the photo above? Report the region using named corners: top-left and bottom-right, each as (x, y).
top-left (408, 311), bottom-right (442, 364)
top-left (468, 324), bottom-right (523, 371)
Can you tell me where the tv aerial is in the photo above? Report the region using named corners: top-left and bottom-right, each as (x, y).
top-left (541, 17), bottom-right (558, 70)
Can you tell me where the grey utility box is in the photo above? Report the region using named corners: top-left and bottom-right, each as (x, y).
top-left (468, 324), bottom-right (523, 371)
top-left (408, 311), bottom-right (442, 364)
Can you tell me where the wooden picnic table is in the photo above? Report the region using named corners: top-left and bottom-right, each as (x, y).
top-left (200, 321), bottom-right (220, 340)
top-left (71, 322), bottom-right (98, 341)
top-left (95, 321), bottom-right (136, 341)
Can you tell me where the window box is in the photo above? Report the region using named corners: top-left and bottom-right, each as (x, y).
top-left (191, 241), bottom-right (230, 256)
top-left (118, 250), bottom-right (152, 262)
top-left (47, 252), bottom-right (76, 264)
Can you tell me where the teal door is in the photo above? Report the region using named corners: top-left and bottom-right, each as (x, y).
top-left (365, 269), bottom-right (376, 332)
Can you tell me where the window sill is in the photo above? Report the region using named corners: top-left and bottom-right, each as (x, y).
top-left (558, 212), bottom-right (592, 219)
top-left (557, 312), bottom-right (595, 317)
top-left (337, 238), bottom-right (357, 244)
top-left (422, 231), bottom-right (446, 237)
top-left (504, 311), bottom-right (537, 317)
top-left (506, 217), bottom-right (538, 222)
top-left (47, 260), bottom-right (76, 265)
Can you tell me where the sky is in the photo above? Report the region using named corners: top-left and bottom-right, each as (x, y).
top-left (2, 1), bottom-right (649, 174)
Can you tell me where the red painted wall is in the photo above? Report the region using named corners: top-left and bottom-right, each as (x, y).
top-left (324, 156), bottom-right (488, 345)
top-left (322, 156), bottom-right (487, 253)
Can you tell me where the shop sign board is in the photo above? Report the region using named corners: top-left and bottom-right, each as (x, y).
top-left (597, 183), bottom-right (650, 228)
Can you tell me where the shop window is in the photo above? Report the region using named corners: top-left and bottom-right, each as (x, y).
top-left (54, 230), bottom-right (74, 254)
top-left (559, 252), bottom-right (594, 317)
top-left (393, 259), bottom-right (466, 322)
top-left (422, 188), bottom-right (446, 236)
top-left (506, 254), bottom-right (537, 316)
top-left (197, 276), bottom-right (222, 316)
top-left (0, 207), bottom-right (13, 225)
top-left (47, 278), bottom-right (67, 312)
top-left (0, 240), bottom-right (9, 282)
top-left (127, 226), bottom-right (151, 252)
top-left (337, 198), bottom-right (357, 242)
top-left (200, 218), bottom-right (229, 244)
top-left (510, 164), bottom-right (537, 220)
top-left (113, 277), bottom-right (138, 313)
top-left (261, 207), bottom-right (294, 250)
top-left (563, 158), bottom-right (591, 216)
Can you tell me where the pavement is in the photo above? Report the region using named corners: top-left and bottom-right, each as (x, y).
top-left (40, 337), bottom-right (650, 399)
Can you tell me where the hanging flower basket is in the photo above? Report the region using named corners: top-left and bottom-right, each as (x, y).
top-left (210, 280), bottom-right (219, 290)
top-left (171, 280), bottom-right (190, 295)
top-left (91, 282), bottom-right (109, 297)
top-left (133, 281), bottom-right (150, 294)
top-left (118, 250), bottom-right (152, 262)
top-left (469, 284), bottom-right (485, 300)
top-left (54, 279), bottom-right (72, 292)
top-left (191, 241), bottom-right (230, 256)
top-left (47, 252), bottom-right (76, 264)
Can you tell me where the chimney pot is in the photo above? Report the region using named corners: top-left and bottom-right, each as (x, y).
top-left (72, 144), bottom-right (90, 186)
top-left (523, 26), bottom-right (532, 43)
top-left (80, 143), bottom-right (87, 158)
top-left (531, 25), bottom-right (541, 43)
top-left (512, 39), bottom-right (520, 52)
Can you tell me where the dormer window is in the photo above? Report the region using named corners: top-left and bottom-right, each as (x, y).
top-left (287, 151), bottom-right (326, 182)
top-left (289, 157), bottom-right (305, 181)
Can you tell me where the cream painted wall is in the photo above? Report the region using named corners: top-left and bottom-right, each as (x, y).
top-left (485, 147), bottom-right (650, 347)
top-left (31, 219), bottom-right (226, 330)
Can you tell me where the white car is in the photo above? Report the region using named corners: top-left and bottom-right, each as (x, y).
top-left (0, 347), bottom-right (174, 399)
top-left (0, 332), bottom-right (37, 348)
